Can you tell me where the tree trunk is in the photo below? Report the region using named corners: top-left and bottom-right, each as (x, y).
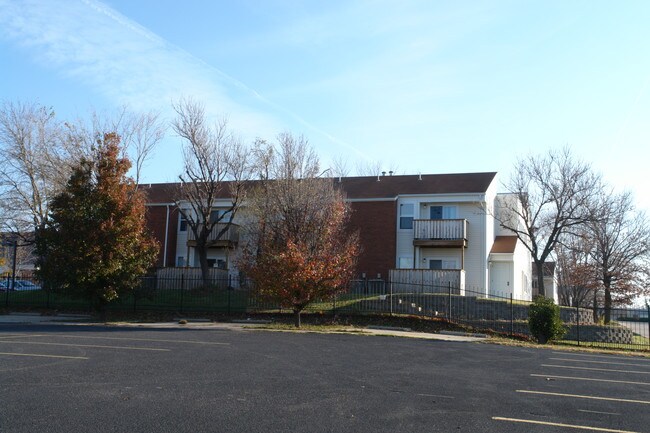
top-left (604, 287), bottom-right (612, 324)
top-left (197, 243), bottom-right (211, 288)
top-left (535, 261), bottom-right (546, 297)
top-left (592, 289), bottom-right (598, 323)
top-left (294, 309), bottom-right (301, 328)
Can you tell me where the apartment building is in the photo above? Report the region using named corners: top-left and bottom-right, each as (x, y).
top-left (143, 172), bottom-right (536, 300)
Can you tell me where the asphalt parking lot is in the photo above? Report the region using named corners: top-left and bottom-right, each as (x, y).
top-left (1, 323), bottom-right (649, 433)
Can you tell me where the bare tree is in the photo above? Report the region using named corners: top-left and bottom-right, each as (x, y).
top-left (66, 106), bottom-right (166, 185)
top-left (330, 155), bottom-right (350, 179)
top-left (0, 101), bottom-right (68, 237)
top-left (172, 99), bottom-right (251, 285)
top-left (497, 147), bottom-right (602, 297)
top-left (555, 234), bottom-right (598, 307)
top-left (588, 190), bottom-right (650, 322)
top-left (354, 159), bottom-right (401, 177)
top-left (354, 160), bottom-right (383, 177)
top-left (0, 100), bottom-right (165, 240)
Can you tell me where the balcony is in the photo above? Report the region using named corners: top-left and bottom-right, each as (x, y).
top-left (187, 223), bottom-right (240, 248)
top-left (389, 269), bottom-right (465, 295)
top-left (413, 219), bottom-right (467, 248)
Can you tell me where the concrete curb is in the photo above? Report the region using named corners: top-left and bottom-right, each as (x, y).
top-left (367, 325), bottom-right (412, 332)
top-left (439, 330), bottom-right (489, 338)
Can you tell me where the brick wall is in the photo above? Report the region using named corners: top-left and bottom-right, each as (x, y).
top-left (145, 205), bottom-right (179, 267)
top-left (348, 201), bottom-right (396, 279)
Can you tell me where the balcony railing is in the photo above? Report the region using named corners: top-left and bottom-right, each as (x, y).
top-left (187, 223), bottom-right (240, 247)
top-left (389, 269), bottom-right (465, 295)
top-left (413, 219), bottom-right (467, 247)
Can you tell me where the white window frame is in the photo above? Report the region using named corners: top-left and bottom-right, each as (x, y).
top-left (399, 202), bottom-right (415, 230)
top-left (179, 209), bottom-right (189, 232)
top-left (428, 258), bottom-right (458, 270)
top-left (429, 205), bottom-right (458, 220)
top-left (398, 257), bottom-right (414, 269)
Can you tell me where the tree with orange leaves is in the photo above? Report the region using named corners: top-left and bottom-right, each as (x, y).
top-left (241, 133), bottom-right (359, 327)
top-left (36, 133), bottom-right (158, 313)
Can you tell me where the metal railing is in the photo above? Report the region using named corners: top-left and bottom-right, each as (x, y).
top-left (3, 273), bottom-right (649, 352)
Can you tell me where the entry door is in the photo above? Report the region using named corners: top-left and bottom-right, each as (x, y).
top-left (490, 262), bottom-right (513, 293)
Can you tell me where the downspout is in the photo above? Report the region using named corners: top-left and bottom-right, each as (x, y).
top-left (163, 204), bottom-right (170, 267)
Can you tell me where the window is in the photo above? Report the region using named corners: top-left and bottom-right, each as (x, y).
top-left (209, 209), bottom-right (232, 224)
top-left (398, 257), bottom-right (413, 269)
top-left (179, 212), bottom-right (188, 232)
top-left (428, 259), bottom-right (457, 270)
top-left (177, 256), bottom-right (186, 267)
top-left (399, 203), bottom-right (414, 229)
top-left (429, 205), bottom-right (457, 219)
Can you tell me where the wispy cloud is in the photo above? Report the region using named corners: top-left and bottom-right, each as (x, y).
top-left (0, 0), bottom-right (275, 133)
top-left (0, 0), bottom-right (371, 162)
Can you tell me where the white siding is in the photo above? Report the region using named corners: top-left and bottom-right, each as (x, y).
top-left (512, 240), bottom-right (533, 300)
top-left (395, 195), bottom-right (492, 294)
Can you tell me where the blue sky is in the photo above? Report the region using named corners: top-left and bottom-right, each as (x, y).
top-left (1, 0), bottom-right (649, 209)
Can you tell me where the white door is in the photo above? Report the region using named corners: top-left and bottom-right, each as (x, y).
top-left (490, 262), bottom-right (513, 295)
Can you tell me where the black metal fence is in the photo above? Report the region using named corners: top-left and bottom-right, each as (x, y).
top-left (2, 273), bottom-right (649, 351)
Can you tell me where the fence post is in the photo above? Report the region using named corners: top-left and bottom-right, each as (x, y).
top-left (576, 303), bottom-right (580, 347)
top-left (180, 273), bottom-right (185, 314)
top-left (227, 275), bottom-right (232, 315)
top-left (389, 279), bottom-right (393, 316)
top-left (646, 303), bottom-right (650, 350)
top-left (5, 273), bottom-right (10, 307)
top-left (510, 293), bottom-right (514, 337)
top-left (448, 282), bottom-right (452, 320)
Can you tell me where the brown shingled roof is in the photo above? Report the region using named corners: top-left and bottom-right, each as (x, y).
top-left (337, 172), bottom-right (497, 199)
top-left (141, 172), bottom-right (497, 203)
top-left (490, 236), bottom-right (518, 254)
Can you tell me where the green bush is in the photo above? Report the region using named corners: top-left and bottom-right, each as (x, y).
top-left (528, 296), bottom-right (566, 344)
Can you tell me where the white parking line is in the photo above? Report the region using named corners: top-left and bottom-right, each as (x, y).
top-left (0, 351), bottom-right (89, 360)
top-left (5, 333), bottom-right (230, 345)
top-left (550, 358), bottom-right (650, 368)
top-left (416, 393), bottom-right (455, 399)
top-left (516, 390), bottom-right (650, 405)
top-left (542, 364), bottom-right (650, 374)
top-left (493, 417), bottom-right (638, 432)
top-left (0, 340), bottom-right (170, 351)
top-left (552, 352), bottom-right (650, 362)
top-left (578, 409), bottom-right (621, 416)
top-left (531, 374), bottom-right (650, 386)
